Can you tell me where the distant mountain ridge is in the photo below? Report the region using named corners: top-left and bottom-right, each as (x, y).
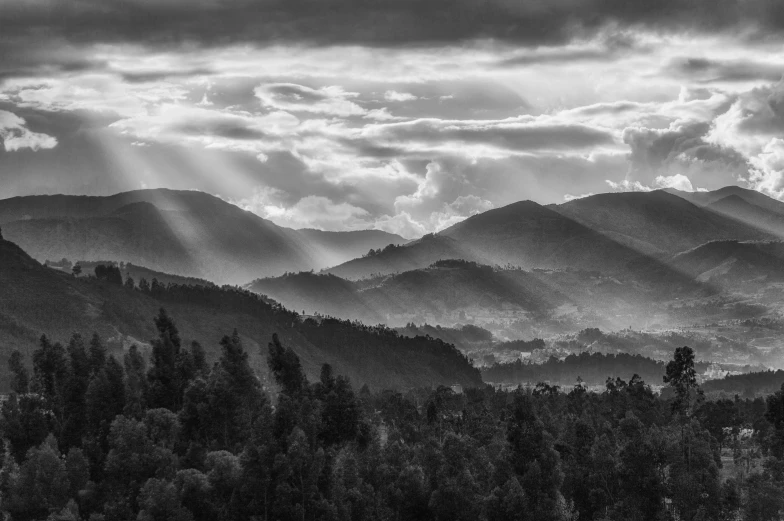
top-left (250, 260), bottom-right (567, 326)
top-left (326, 188), bottom-right (780, 280)
top-left (0, 189), bottom-right (407, 285)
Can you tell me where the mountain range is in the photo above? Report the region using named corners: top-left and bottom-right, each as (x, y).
top-left (0, 189), bottom-right (407, 285)
top-left (4, 184), bottom-right (784, 344)
top-left (245, 186), bottom-right (784, 336)
top-left (0, 233), bottom-right (480, 392)
top-left (326, 187), bottom-right (780, 280)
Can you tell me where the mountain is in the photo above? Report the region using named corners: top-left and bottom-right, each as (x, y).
top-left (666, 186), bottom-right (784, 215)
top-left (296, 228), bottom-right (409, 269)
top-left (327, 201), bottom-right (651, 279)
top-left (326, 190), bottom-right (779, 280)
top-left (251, 260), bottom-right (567, 326)
top-left (705, 195), bottom-right (784, 239)
top-left (554, 190), bottom-right (776, 254)
top-left (0, 189), bottom-right (407, 285)
top-left (666, 186), bottom-right (784, 238)
top-left (0, 235), bottom-right (480, 392)
top-left (668, 240), bottom-right (784, 284)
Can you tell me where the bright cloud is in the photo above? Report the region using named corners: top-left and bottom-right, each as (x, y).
top-left (0, 110), bottom-right (58, 151)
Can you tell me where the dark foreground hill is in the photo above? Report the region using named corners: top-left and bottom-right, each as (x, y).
top-left (0, 189), bottom-right (407, 285)
top-left (0, 236), bottom-right (480, 392)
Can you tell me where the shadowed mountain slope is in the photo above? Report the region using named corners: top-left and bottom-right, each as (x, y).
top-left (668, 240), bottom-right (784, 283)
top-left (251, 260), bottom-right (567, 326)
top-left (0, 236), bottom-right (480, 392)
top-left (0, 189), bottom-right (406, 284)
top-left (327, 190), bottom-right (779, 280)
top-left (554, 190), bottom-right (777, 254)
top-left (327, 200), bottom-right (653, 279)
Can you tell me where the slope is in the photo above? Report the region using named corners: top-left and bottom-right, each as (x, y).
top-left (253, 260), bottom-right (583, 327)
top-left (0, 236), bottom-right (481, 392)
top-left (706, 195), bottom-right (784, 239)
top-left (326, 200), bottom-right (654, 279)
top-left (554, 190), bottom-right (776, 254)
top-left (0, 189), bottom-right (407, 284)
top-left (669, 240), bottom-right (784, 284)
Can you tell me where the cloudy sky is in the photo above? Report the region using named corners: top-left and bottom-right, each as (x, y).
top-left (1, 0), bottom-right (784, 238)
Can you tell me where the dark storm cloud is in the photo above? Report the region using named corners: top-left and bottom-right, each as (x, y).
top-left (668, 57), bottom-right (784, 83)
top-left (2, 0), bottom-right (784, 54)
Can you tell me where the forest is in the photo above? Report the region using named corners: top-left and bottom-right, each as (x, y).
top-left (481, 352), bottom-right (667, 388)
top-left (3, 311), bottom-right (784, 520)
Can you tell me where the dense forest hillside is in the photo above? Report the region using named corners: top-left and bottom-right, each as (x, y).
top-left (702, 369), bottom-right (784, 397)
top-left (0, 234), bottom-right (480, 392)
top-left (4, 339), bottom-right (784, 521)
top-left (0, 189), bottom-right (406, 284)
top-left (482, 352), bottom-right (667, 387)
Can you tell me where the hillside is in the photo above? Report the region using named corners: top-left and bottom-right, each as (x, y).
top-left (667, 186), bottom-right (784, 216)
top-left (554, 190), bottom-right (776, 254)
top-left (327, 191), bottom-right (778, 281)
top-left (0, 236), bottom-right (481, 392)
top-left (250, 260), bottom-right (567, 327)
top-left (705, 195), bottom-right (784, 239)
top-left (326, 200), bottom-right (653, 279)
top-left (0, 189), bottom-right (407, 285)
top-left (668, 240), bottom-right (784, 285)
top-left (251, 258), bottom-right (726, 337)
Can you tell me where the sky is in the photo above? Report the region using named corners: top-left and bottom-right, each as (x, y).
top-left (1, 1), bottom-right (784, 238)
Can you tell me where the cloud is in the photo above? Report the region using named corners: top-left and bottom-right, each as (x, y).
top-left (667, 57), bottom-right (784, 84)
top-left (653, 173), bottom-right (701, 191)
top-left (747, 139), bottom-right (784, 197)
top-left (363, 117), bottom-right (618, 157)
top-left (0, 110), bottom-right (57, 151)
top-left (563, 192), bottom-right (595, 201)
top-left (384, 90), bottom-right (418, 102)
top-left (606, 179), bottom-right (653, 192)
top-left (109, 104), bottom-right (299, 153)
top-left (3, 0), bottom-right (784, 55)
top-left (254, 83), bottom-right (366, 117)
top-left (233, 187), bottom-right (373, 231)
top-left (706, 80), bottom-right (784, 197)
top-left (374, 211), bottom-right (428, 239)
top-left (431, 195), bottom-right (494, 231)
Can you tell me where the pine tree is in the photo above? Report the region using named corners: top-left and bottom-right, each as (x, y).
top-left (146, 309), bottom-right (184, 411)
top-left (88, 333), bottom-right (106, 376)
top-left (267, 334), bottom-right (307, 398)
top-left (7, 350), bottom-right (29, 395)
top-left (61, 334), bottom-right (91, 450)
